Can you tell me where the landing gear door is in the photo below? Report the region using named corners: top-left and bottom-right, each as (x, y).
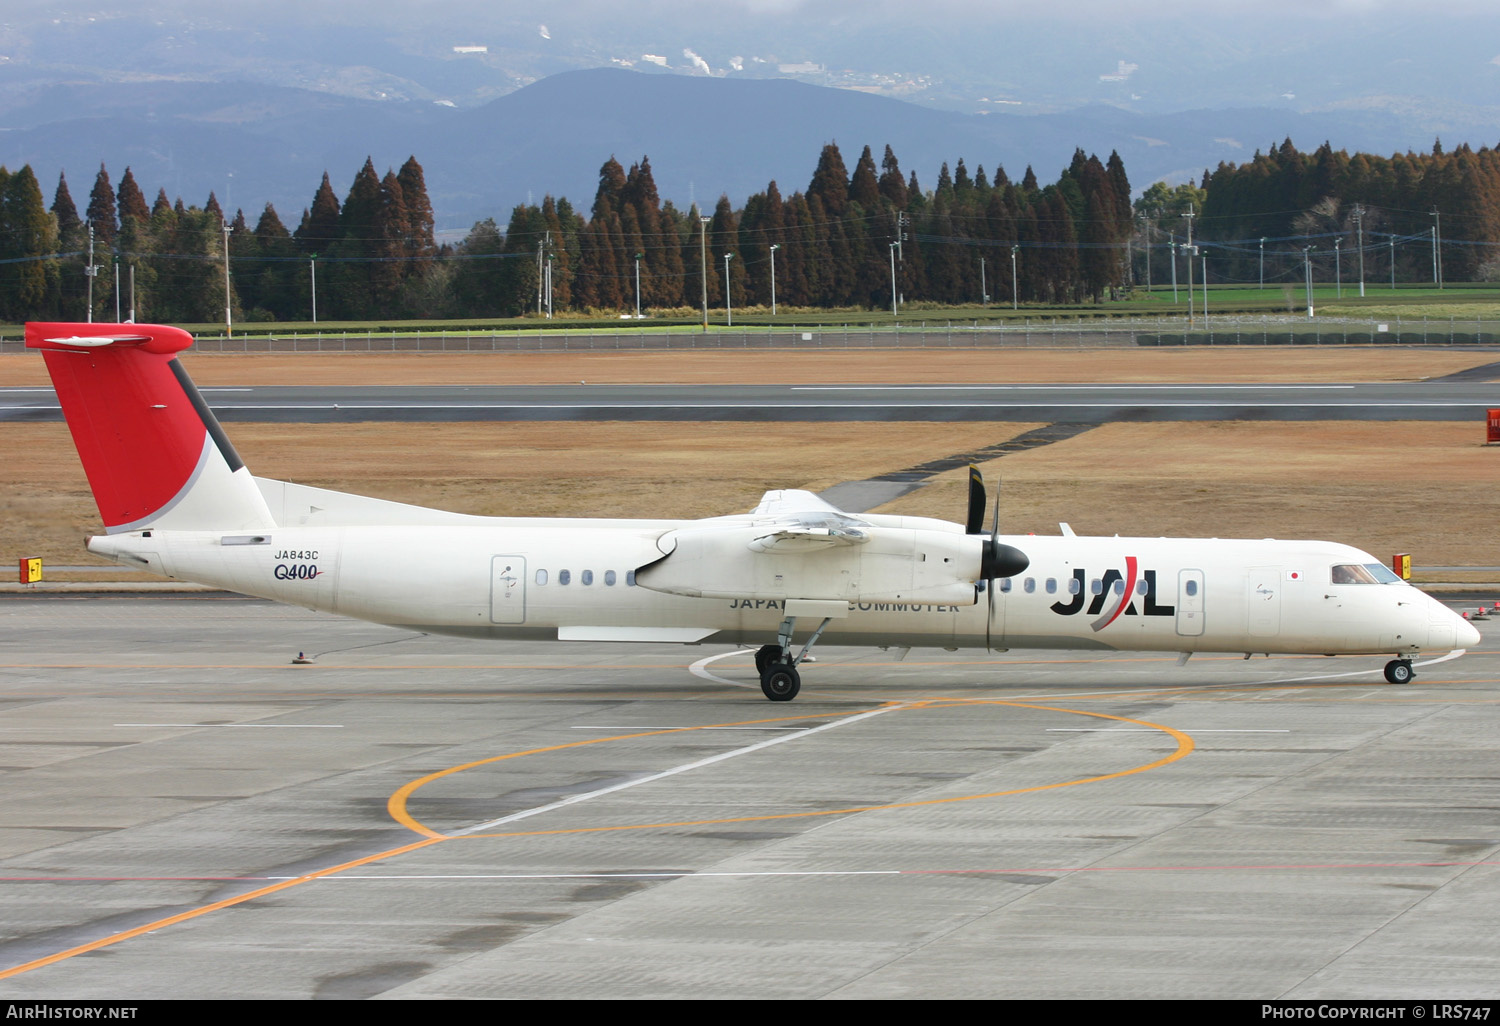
top-left (1176, 568), bottom-right (1205, 637)
top-left (490, 556), bottom-right (526, 625)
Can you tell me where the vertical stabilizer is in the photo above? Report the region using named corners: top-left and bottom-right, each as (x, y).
top-left (27, 322), bottom-right (275, 533)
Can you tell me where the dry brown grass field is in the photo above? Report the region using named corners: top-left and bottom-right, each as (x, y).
top-left (3, 347), bottom-right (1496, 582)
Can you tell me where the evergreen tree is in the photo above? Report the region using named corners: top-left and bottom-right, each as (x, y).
top-left (116, 167), bottom-right (151, 227)
top-left (807, 143), bottom-right (850, 218)
top-left (86, 164), bottom-right (117, 249)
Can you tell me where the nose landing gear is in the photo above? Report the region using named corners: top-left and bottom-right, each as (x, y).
top-left (1384, 659), bottom-right (1414, 684)
top-left (755, 615), bottom-right (832, 701)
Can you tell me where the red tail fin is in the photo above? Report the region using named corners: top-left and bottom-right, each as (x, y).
top-left (28, 322), bottom-right (274, 533)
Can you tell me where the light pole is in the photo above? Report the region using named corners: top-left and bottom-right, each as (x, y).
top-left (1184, 207), bottom-right (1195, 327)
top-left (1389, 234), bottom-right (1396, 291)
top-left (1303, 246), bottom-right (1316, 317)
top-left (768, 244), bottom-right (779, 316)
top-left (1334, 237), bottom-right (1341, 299)
top-left (1259, 238), bottom-right (1265, 290)
top-left (699, 216), bottom-right (711, 330)
top-left (310, 254), bottom-right (318, 323)
top-left (1353, 205), bottom-right (1366, 297)
top-left (113, 254), bottom-right (121, 322)
top-left (128, 261), bottom-right (135, 323)
top-left (723, 252), bottom-right (733, 327)
top-left (1169, 237), bottom-right (1178, 302)
top-left (1431, 209), bottom-right (1443, 288)
top-left (222, 223), bottom-right (233, 338)
top-left (633, 252), bottom-right (643, 319)
top-left (1201, 252), bottom-right (1208, 318)
top-left (889, 242), bottom-right (899, 319)
top-left (1010, 245), bottom-right (1018, 311)
top-left (980, 255), bottom-right (987, 308)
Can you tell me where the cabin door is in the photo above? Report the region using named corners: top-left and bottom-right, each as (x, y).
top-left (1176, 568), bottom-right (1205, 637)
top-left (490, 556), bottom-right (527, 624)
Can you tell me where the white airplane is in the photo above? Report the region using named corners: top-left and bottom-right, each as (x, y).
top-left (29, 321), bottom-right (1480, 700)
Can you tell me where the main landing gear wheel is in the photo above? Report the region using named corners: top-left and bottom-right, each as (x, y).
top-left (1384, 659), bottom-right (1415, 684)
top-left (754, 644), bottom-right (782, 676)
top-left (760, 663), bottom-right (801, 702)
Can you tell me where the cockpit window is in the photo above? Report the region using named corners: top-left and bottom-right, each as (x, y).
top-left (1331, 563), bottom-right (1401, 585)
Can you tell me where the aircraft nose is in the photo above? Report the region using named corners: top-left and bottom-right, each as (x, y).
top-left (1456, 612), bottom-right (1483, 650)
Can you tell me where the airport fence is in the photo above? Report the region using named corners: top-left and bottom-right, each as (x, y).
top-left (5, 314), bottom-right (1500, 354)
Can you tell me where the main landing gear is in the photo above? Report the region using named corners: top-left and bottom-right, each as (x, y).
top-left (1383, 659), bottom-right (1415, 685)
top-left (755, 615), bottom-right (833, 702)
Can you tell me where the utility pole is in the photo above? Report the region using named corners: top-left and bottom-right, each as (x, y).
top-left (128, 261), bottom-right (135, 323)
top-left (980, 256), bottom-right (987, 308)
top-left (768, 244), bottom-right (779, 316)
top-left (1334, 237), bottom-right (1342, 299)
top-left (537, 238), bottom-right (544, 315)
top-left (1259, 238), bottom-right (1266, 290)
top-left (222, 223), bottom-right (233, 337)
top-left (310, 254), bottom-right (318, 323)
top-left (699, 216), bottom-right (711, 330)
top-left (1389, 234), bottom-right (1396, 291)
top-left (113, 254), bottom-right (120, 323)
top-left (85, 222), bottom-right (95, 322)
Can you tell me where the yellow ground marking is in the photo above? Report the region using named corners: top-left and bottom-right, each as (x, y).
top-left (389, 699), bottom-right (1194, 840)
top-left (0, 836), bottom-right (444, 982)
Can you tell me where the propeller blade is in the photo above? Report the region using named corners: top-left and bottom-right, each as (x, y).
top-left (965, 464), bottom-right (986, 535)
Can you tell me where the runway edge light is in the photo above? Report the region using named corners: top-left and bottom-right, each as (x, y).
top-left (1392, 553), bottom-right (1411, 581)
top-left (19, 558), bottom-right (41, 584)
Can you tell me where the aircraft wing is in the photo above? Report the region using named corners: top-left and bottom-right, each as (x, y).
top-left (750, 488), bottom-right (845, 516)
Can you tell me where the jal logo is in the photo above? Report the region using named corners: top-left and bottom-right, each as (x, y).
top-left (1048, 557), bottom-right (1174, 632)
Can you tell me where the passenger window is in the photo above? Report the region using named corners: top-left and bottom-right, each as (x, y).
top-left (999, 578), bottom-right (1012, 592)
top-left (581, 569), bottom-right (594, 585)
top-left (1113, 580), bottom-right (1124, 595)
top-left (1045, 578), bottom-right (1057, 594)
top-left (1136, 580), bottom-right (1148, 595)
top-left (535, 569), bottom-right (548, 585)
top-left (1069, 577), bottom-right (1082, 595)
top-left (1091, 579), bottom-right (1102, 595)
top-left (605, 570), bottom-right (617, 586)
top-left (1024, 578), bottom-right (1036, 593)
top-left (558, 569), bottom-right (571, 585)
top-left (626, 570), bottom-right (637, 586)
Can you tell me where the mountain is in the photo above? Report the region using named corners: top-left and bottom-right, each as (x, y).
top-left (0, 68), bottom-right (1467, 232)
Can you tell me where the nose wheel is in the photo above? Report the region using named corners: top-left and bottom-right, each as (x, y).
top-left (1384, 659), bottom-right (1414, 684)
top-left (760, 663), bottom-right (801, 701)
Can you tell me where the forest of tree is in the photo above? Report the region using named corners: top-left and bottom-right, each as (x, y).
top-left (1142, 139), bottom-right (1500, 289)
top-left (3, 137), bottom-right (1499, 324)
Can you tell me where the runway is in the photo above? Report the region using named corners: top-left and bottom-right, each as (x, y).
top-left (2, 380), bottom-right (1497, 422)
top-left (2, 594), bottom-right (1498, 998)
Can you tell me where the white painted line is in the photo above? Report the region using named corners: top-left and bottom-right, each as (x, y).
top-left (572, 725), bottom-right (805, 731)
top-left (114, 722), bottom-right (344, 728)
top-left (455, 702), bottom-right (904, 836)
top-left (690, 649), bottom-right (757, 689)
top-left (291, 870), bottom-right (901, 881)
top-left (1047, 728), bottom-right (1289, 733)
top-left (793, 385), bottom-right (1359, 392)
